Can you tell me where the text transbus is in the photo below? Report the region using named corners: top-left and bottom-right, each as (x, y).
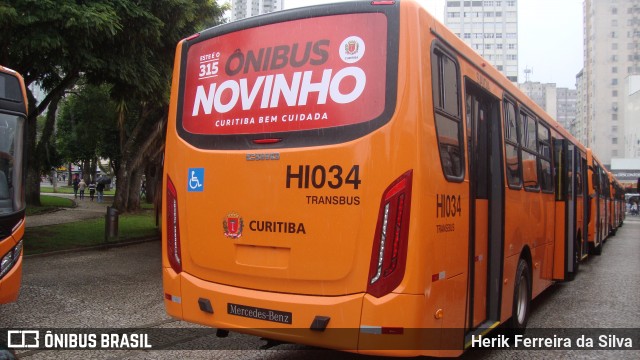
top-left (0, 65), bottom-right (26, 304)
top-left (163, 1), bottom-right (618, 356)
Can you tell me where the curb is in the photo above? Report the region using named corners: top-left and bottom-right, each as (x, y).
top-left (24, 235), bottom-right (160, 259)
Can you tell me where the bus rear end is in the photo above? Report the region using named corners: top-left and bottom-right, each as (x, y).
top-left (162, 1), bottom-right (449, 355)
top-left (0, 66), bottom-right (27, 304)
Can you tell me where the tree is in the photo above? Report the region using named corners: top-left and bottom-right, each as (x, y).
top-left (104, 0), bottom-right (228, 212)
top-left (0, 0), bottom-right (227, 209)
top-left (57, 83), bottom-right (119, 182)
top-left (0, 0), bottom-right (125, 205)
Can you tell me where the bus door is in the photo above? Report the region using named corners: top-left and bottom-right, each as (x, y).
top-left (567, 144), bottom-right (578, 264)
top-left (579, 155), bottom-right (589, 260)
top-left (464, 82), bottom-right (503, 331)
top-left (593, 164), bottom-right (603, 250)
top-left (565, 142), bottom-right (579, 277)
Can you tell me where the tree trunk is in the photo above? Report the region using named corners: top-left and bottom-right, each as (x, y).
top-left (113, 109), bottom-right (166, 213)
top-left (25, 72), bottom-right (78, 206)
top-left (82, 160), bottom-right (92, 183)
top-left (127, 168), bottom-right (144, 210)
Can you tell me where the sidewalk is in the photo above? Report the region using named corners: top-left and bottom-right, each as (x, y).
top-left (26, 191), bottom-right (112, 228)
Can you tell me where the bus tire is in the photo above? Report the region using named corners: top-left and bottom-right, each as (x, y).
top-left (593, 242), bottom-right (602, 255)
top-left (508, 258), bottom-right (531, 334)
top-left (567, 236), bottom-right (581, 281)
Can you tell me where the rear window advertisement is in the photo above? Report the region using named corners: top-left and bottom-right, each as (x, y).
top-left (182, 13), bottom-right (387, 135)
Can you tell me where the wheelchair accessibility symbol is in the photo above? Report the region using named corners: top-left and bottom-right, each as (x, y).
top-left (188, 168), bottom-right (204, 192)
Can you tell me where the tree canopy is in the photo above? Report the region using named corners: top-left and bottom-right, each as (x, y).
top-left (0, 0), bottom-right (228, 210)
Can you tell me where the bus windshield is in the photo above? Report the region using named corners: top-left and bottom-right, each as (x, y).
top-left (0, 74), bottom-right (26, 216)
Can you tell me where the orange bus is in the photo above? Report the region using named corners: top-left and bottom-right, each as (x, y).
top-left (614, 177), bottom-right (625, 229)
top-left (0, 65), bottom-right (27, 304)
top-left (553, 138), bottom-right (589, 279)
top-left (163, 1), bottom-right (611, 355)
top-left (608, 173), bottom-right (624, 235)
top-left (586, 149), bottom-right (606, 255)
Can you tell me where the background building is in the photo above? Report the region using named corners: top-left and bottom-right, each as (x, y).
top-left (557, 87), bottom-right (578, 135)
top-left (231, 0), bottom-right (284, 21)
top-left (445, 0), bottom-right (519, 82)
top-left (575, 70), bottom-right (588, 145)
top-left (518, 81), bottom-right (578, 137)
top-left (581, 0), bottom-right (640, 166)
top-left (518, 81), bottom-right (557, 118)
top-left (624, 75), bottom-right (640, 158)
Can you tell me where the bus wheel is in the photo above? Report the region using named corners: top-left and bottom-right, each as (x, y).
top-left (568, 236), bottom-right (581, 281)
top-left (591, 241), bottom-right (603, 255)
top-left (509, 259), bottom-right (531, 333)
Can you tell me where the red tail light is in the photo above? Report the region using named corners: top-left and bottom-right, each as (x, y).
top-left (166, 176), bottom-right (182, 273)
top-left (367, 170), bottom-right (413, 298)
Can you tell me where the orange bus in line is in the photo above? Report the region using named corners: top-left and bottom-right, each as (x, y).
top-left (614, 177), bottom-right (625, 229)
top-left (552, 138), bottom-right (589, 279)
top-left (162, 1), bottom-right (615, 356)
top-left (0, 66), bottom-right (27, 304)
top-left (586, 149), bottom-right (606, 255)
top-left (608, 174), bottom-right (624, 235)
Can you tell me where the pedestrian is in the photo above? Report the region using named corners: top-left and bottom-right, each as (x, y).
top-left (73, 176), bottom-right (79, 199)
top-left (96, 182), bottom-right (105, 203)
top-left (88, 181), bottom-right (96, 201)
top-left (78, 178), bottom-right (86, 200)
top-left (140, 180), bottom-right (146, 200)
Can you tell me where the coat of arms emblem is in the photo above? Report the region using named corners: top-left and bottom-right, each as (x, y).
top-left (223, 213), bottom-right (244, 239)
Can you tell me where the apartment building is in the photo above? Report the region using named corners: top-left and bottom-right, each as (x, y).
top-left (231, 0), bottom-right (284, 21)
top-left (444, 0), bottom-right (519, 82)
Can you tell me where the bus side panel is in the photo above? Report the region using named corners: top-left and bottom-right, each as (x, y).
top-left (0, 248), bottom-right (22, 303)
top-left (552, 201), bottom-right (566, 280)
top-left (530, 243), bottom-right (553, 299)
top-left (600, 197), bottom-right (605, 240)
top-left (540, 194), bottom-right (555, 282)
top-left (541, 241), bottom-right (555, 282)
top-left (162, 267), bottom-right (182, 319)
top-left (472, 201), bottom-right (488, 328)
top-left (500, 254), bottom-right (518, 323)
top-left (576, 194), bottom-right (585, 256)
top-left (358, 275), bottom-right (465, 357)
top-left (588, 196), bottom-right (596, 244)
top-left (0, 224), bottom-right (23, 303)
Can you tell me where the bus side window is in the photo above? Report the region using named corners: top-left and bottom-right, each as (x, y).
top-left (503, 100), bottom-right (522, 187)
top-left (553, 138), bottom-right (564, 201)
top-left (521, 112), bottom-right (539, 191)
top-left (576, 157), bottom-right (583, 196)
top-left (431, 47), bottom-right (464, 181)
top-left (538, 123), bottom-right (553, 193)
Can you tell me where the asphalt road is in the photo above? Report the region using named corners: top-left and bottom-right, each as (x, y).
top-left (1, 218), bottom-right (639, 359)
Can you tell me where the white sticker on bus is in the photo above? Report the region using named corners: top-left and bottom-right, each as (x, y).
top-left (191, 67), bottom-right (366, 116)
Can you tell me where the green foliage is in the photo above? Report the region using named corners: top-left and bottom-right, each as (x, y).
top-left (24, 211), bottom-right (158, 255)
top-left (0, 0), bottom-right (123, 88)
top-left (40, 185), bottom-right (114, 195)
top-left (25, 194), bottom-right (75, 216)
top-left (57, 83), bottom-right (119, 167)
top-left (1, 0), bottom-right (228, 209)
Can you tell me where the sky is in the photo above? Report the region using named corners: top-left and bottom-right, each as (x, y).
top-left (282, 0), bottom-right (584, 89)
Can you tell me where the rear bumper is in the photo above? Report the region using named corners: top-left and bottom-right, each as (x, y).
top-left (164, 268), bottom-right (363, 350)
top-left (163, 268), bottom-right (462, 357)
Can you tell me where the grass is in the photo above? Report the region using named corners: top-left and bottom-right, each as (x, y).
top-left (41, 185), bottom-right (116, 196)
top-left (25, 195), bottom-right (75, 216)
top-left (25, 211), bottom-right (159, 255)
top-left (26, 193), bottom-right (160, 255)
